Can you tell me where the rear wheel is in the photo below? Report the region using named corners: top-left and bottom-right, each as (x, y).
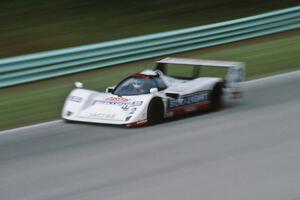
top-left (147, 98), bottom-right (164, 125)
top-left (210, 82), bottom-right (224, 111)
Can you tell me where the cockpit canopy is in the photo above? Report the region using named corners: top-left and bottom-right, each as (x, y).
top-left (113, 74), bottom-right (167, 96)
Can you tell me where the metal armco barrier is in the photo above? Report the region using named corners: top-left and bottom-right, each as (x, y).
top-left (1, 6), bottom-right (300, 88)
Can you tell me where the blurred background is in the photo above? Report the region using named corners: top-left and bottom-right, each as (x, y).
top-left (0, 0), bottom-right (299, 58)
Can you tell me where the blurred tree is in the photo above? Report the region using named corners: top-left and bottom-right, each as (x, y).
top-left (0, 0), bottom-right (298, 57)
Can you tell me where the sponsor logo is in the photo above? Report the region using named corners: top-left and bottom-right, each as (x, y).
top-left (105, 97), bottom-right (129, 102)
top-left (93, 98), bottom-right (143, 110)
top-left (89, 112), bottom-right (116, 119)
top-left (69, 96), bottom-right (82, 103)
top-left (168, 91), bottom-right (209, 109)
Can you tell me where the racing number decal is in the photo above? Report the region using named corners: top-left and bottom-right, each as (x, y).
top-left (129, 107), bottom-right (137, 115)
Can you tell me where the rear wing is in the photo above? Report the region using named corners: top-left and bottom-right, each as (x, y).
top-left (156, 57), bottom-right (246, 98)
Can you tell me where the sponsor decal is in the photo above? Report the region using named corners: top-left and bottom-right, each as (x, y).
top-left (105, 97), bottom-right (129, 102)
top-left (69, 96), bottom-right (82, 103)
top-left (89, 112), bottom-right (116, 119)
top-left (168, 91), bottom-right (209, 109)
top-left (93, 98), bottom-right (143, 111)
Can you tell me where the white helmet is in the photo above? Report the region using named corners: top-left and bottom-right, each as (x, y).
top-left (132, 78), bottom-right (142, 90)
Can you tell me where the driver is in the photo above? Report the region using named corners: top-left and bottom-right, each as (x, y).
top-left (132, 78), bottom-right (145, 93)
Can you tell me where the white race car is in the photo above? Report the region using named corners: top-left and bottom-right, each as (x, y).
top-left (62, 57), bottom-right (245, 126)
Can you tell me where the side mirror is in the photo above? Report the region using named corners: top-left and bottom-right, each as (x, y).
top-left (106, 87), bottom-right (114, 93)
top-left (150, 88), bottom-right (158, 94)
top-left (74, 81), bottom-right (83, 88)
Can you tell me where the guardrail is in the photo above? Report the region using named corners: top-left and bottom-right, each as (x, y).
top-left (1, 6), bottom-right (300, 88)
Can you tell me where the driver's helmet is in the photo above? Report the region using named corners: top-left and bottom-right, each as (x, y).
top-left (132, 78), bottom-right (143, 90)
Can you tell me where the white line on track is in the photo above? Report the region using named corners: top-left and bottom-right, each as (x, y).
top-left (1, 69), bottom-right (300, 135)
top-left (0, 120), bottom-right (62, 135)
top-left (245, 70), bottom-right (300, 84)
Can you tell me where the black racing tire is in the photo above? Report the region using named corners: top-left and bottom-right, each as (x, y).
top-left (64, 119), bottom-right (73, 123)
top-left (210, 82), bottom-right (224, 111)
top-left (147, 98), bottom-right (164, 125)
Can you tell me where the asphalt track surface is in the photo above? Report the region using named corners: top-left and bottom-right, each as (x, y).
top-left (1, 71), bottom-right (300, 200)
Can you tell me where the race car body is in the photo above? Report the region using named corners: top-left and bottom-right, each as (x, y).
top-left (62, 57), bottom-right (245, 126)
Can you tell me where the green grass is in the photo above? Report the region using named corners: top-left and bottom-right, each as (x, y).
top-left (1, 30), bottom-right (300, 131)
top-left (0, 0), bottom-right (299, 58)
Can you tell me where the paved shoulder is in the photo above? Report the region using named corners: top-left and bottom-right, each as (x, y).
top-left (1, 70), bottom-right (300, 200)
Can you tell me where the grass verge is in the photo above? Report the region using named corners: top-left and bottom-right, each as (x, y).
top-left (1, 30), bottom-right (300, 131)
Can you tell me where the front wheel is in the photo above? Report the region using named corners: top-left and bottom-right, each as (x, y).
top-left (63, 118), bottom-right (73, 123)
top-left (147, 98), bottom-right (164, 125)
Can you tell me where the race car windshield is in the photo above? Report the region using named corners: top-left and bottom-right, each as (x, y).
top-left (113, 77), bottom-right (159, 96)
